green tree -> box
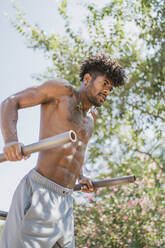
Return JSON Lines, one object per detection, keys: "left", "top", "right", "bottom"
{"left": 8, "top": 0, "right": 165, "bottom": 246}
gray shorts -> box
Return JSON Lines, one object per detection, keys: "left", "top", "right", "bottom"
{"left": 0, "top": 169, "right": 75, "bottom": 248}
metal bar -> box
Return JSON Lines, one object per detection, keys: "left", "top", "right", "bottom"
{"left": 0, "top": 130, "right": 77, "bottom": 163}
{"left": 0, "top": 175, "right": 136, "bottom": 221}
{"left": 73, "top": 175, "right": 136, "bottom": 191}
{"left": 0, "top": 210, "right": 7, "bottom": 220}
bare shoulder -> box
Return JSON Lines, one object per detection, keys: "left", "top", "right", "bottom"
{"left": 40, "top": 78, "right": 74, "bottom": 98}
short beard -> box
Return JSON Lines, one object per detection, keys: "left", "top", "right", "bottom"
{"left": 86, "top": 78, "right": 101, "bottom": 107}
{"left": 87, "top": 95, "right": 101, "bottom": 107}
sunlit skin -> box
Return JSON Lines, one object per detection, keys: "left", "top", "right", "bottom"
{"left": 0, "top": 74, "right": 113, "bottom": 192}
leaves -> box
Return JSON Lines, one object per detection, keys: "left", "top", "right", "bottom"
{"left": 9, "top": 0, "right": 165, "bottom": 246}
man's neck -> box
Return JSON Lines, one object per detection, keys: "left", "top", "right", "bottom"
{"left": 77, "top": 90, "right": 92, "bottom": 113}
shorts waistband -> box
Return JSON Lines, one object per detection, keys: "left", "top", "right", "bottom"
{"left": 29, "top": 169, "right": 73, "bottom": 196}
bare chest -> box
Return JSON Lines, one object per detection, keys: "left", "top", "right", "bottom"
{"left": 66, "top": 100, "right": 94, "bottom": 143}
{"left": 41, "top": 96, "right": 94, "bottom": 143}
{"left": 68, "top": 109, "right": 94, "bottom": 142}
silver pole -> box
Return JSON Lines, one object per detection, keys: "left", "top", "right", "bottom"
{"left": 0, "top": 130, "right": 77, "bottom": 163}
{"left": 74, "top": 175, "right": 136, "bottom": 191}
{"left": 0, "top": 175, "right": 136, "bottom": 221}
{"left": 0, "top": 210, "right": 7, "bottom": 221}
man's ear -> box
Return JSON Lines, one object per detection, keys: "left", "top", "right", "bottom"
{"left": 83, "top": 73, "right": 91, "bottom": 86}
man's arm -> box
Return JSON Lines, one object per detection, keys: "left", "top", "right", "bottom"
{"left": 77, "top": 109, "right": 98, "bottom": 193}
{"left": 0, "top": 79, "right": 72, "bottom": 161}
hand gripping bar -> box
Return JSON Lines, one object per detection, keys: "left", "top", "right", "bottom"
{"left": 0, "top": 130, "right": 77, "bottom": 163}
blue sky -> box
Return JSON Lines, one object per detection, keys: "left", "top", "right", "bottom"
{"left": 0, "top": 0, "right": 109, "bottom": 213}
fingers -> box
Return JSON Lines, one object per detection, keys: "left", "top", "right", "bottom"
{"left": 23, "top": 154, "right": 30, "bottom": 160}
{"left": 79, "top": 178, "right": 95, "bottom": 193}
{"left": 3, "top": 142, "right": 24, "bottom": 161}
{"left": 81, "top": 185, "right": 95, "bottom": 193}
{"left": 20, "top": 143, "right": 31, "bottom": 160}
{"left": 15, "top": 143, "right": 22, "bottom": 160}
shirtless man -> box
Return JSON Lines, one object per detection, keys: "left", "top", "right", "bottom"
{"left": 0, "top": 54, "right": 125, "bottom": 248}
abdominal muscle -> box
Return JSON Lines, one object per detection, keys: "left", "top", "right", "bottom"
{"left": 36, "top": 141, "right": 85, "bottom": 188}
{"left": 35, "top": 96, "right": 91, "bottom": 188}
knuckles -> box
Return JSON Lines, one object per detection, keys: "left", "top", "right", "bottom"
{"left": 79, "top": 178, "right": 95, "bottom": 193}
{"left": 3, "top": 142, "right": 23, "bottom": 161}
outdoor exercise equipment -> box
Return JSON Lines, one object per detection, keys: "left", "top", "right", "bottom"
{"left": 0, "top": 175, "right": 136, "bottom": 220}
{"left": 0, "top": 130, "right": 136, "bottom": 220}
{"left": 0, "top": 130, "right": 77, "bottom": 163}
{"left": 74, "top": 175, "right": 136, "bottom": 191}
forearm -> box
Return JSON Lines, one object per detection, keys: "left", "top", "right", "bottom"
{"left": 0, "top": 97, "right": 19, "bottom": 144}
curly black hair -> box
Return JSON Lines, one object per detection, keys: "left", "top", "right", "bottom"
{"left": 79, "top": 54, "right": 126, "bottom": 87}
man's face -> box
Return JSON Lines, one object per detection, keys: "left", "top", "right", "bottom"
{"left": 85, "top": 74, "right": 113, "bottom": 107}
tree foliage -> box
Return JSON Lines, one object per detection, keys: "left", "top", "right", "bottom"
{"left": 8, "top": 0, "right": 165, "bottom": 246}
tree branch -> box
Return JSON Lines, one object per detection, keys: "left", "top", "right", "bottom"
{"left": 127, "top": 102, "right": 165, "bottom": 122}
{"left": 134, "top": 148, "right": 165, "bottom": 174}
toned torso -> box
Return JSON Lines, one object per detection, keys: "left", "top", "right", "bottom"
{"left": 0, "top": 80, "right": 96, "bottom": 189}
{"left": 37, "top": 88, "right": 94, "bottom": 188}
